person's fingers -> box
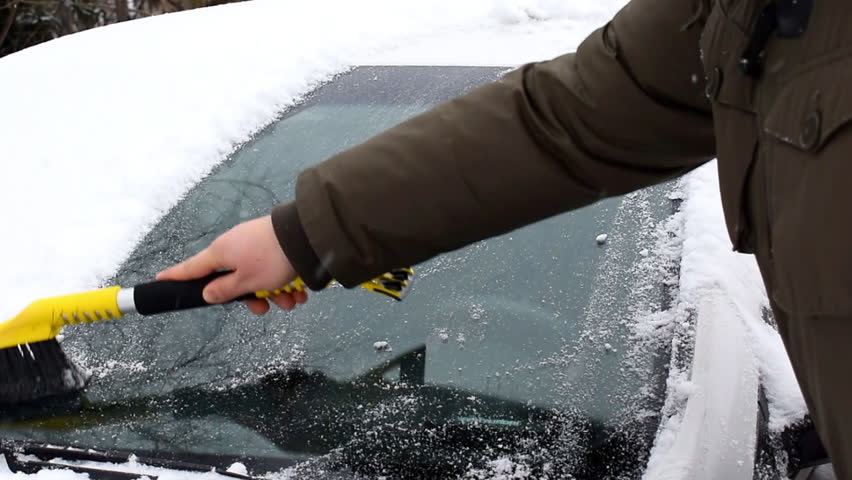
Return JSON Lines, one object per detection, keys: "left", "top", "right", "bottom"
{"left": 244, "top": 298, "right": 270, "bottom": 315}
{"left": 157, "top": 247, "right": 220, "bottom": 281}
{"left": 202, "top": 271, "right": 244, "bottom": 304}
{"left": 293, "top": 290, "right": 308, "bottom": 304}
{"left": 269, "top": 293, "right": 296, "bottom": 310}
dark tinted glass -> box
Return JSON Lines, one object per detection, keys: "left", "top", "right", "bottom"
{"left": 0, "top": 67, "right": 678, "bottom": 479}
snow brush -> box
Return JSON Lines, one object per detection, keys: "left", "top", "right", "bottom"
{"left": 0, "top": 267, "right": 414, "bottom": 406}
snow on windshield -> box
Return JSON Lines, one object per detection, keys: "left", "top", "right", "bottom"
{"left": 0, "top": 0, "right": 806, "bottom": 478}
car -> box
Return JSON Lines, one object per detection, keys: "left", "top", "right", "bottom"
{"left": 0, "top": 2, "right": 831, "bottom": 479}
{"left": 0, "top": 63, "right": 677, "bottom": 479}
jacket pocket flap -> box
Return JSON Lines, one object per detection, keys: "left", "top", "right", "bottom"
{"left": 764, "top": 55, "right": 852, "bottom": 152}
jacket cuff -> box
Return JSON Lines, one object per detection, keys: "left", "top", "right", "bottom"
{"left": 270, "top": 202, "right": 334, "bottom": 291}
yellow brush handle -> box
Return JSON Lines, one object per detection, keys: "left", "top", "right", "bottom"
{"left": 256, "top": 268, "right": 413, "bottom": 301}
{"left": 254, "top": 277, "right": 307, "bottom": 298}
{"left": 0, "top": 268, "right": 414, "bottom": 350}
{"left": 0, "top": 286, "right": 123, "bottom": 350}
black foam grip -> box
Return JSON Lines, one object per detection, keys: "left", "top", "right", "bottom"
{"left": 133, "top": 271, "right": 254, "bottom": 316}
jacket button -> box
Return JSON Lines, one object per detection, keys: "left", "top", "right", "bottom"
{"left": 799, "top": 110, "right": 821, "bottom": 151}
{"left": 705, "top": 67, "right": 723, "bottom": 101}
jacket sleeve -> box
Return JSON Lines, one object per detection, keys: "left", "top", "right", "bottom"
{"left": 272, "top": 0, "right": 715, "bottom": 290}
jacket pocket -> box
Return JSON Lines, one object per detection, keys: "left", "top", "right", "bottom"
{"left": 700, "top": 2, "right": 759, "bottom": 252}
{"left": 762, "top": 54, "right": 852, "bottom": 315}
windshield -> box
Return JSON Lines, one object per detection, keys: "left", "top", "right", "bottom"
{"left": 0, "top": 66, "right": 679, "bottom": 478}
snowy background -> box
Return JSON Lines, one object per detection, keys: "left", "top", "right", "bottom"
{"left": 0, "top": 0, "right": 806, "bottom": 478}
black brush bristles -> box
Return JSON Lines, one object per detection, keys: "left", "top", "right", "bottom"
{"left": 0, "top": 339, "right": 86, "bottom": 405}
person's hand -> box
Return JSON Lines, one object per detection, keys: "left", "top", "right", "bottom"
{"left": 157, "top": 215, "right": 308, "bottom": 314}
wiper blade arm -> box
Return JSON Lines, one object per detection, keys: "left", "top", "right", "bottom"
{"left": 4, "top": 454, "right": 155, "bottom": 480}
{"left": 2, "top": 441, "right": 258, "bottom": 480}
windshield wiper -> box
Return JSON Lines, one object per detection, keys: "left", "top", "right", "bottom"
{"left": 4, "top": 456, "right": 147, "bottom": 480}
{"left": 0, "top": 441, "right": 260, "bottom": 480}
